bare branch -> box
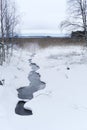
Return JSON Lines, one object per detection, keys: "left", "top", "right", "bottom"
{"left": 60, "top": 0, "right": 87, "bottom": 40}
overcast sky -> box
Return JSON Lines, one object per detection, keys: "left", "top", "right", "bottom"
{"left": 16, "top": 0, "right": 67, "bottom": 34}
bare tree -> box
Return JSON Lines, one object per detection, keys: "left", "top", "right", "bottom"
{"left": 0, "top": 0, "right": 19, "bottom": 65}
{"left": 5, "top": 1, "right": 19, "bottom": 41}
{"left": 61, "top": 0, "right": 87, "bottom": 44}
{"left": 0, "top": 0, "right": 5, "bottom": 42}
{"left": 4, "top": 0, "right": 19, "bottom": 58}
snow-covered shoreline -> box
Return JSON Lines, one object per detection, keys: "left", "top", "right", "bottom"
{"left": 0, "top": 47, "right": 32, "bottom": 129}
{"left": 0, "top": 45, "right": 87, "bottom": 130}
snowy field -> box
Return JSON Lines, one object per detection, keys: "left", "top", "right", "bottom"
{"left": 0, "top": 45, "right": 87, "bottom": 130}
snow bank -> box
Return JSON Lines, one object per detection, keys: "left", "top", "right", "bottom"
{"left": 0, "top": 47, "right": 31, "bottom": 130}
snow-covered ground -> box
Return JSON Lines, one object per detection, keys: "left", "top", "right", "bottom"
{"left": 0, "top": 45, "right": 87, "bottom": 130}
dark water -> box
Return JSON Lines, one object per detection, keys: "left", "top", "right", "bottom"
{"left": 30, "top": 63, "right": 39, "bottom": 71}
{"left": 15, "top": 55, "right": 46, "bottom": 116}
{"left": 17, "top": 71, "right": 46, "bottom": 100}
{"left": 15, "top": 101, "right": 32, "bottom": 116}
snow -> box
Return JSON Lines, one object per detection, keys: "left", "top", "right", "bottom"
{"left": 0, "top": 45, "right": 87, "bottom": 130}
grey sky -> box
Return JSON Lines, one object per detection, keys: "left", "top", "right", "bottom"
{"left": 16, "top": 0, "right": 67, "bottom": 34}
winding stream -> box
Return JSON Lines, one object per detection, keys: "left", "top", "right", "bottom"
{"left": 15, "top": 54, "right": 46, "bottom": 116}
